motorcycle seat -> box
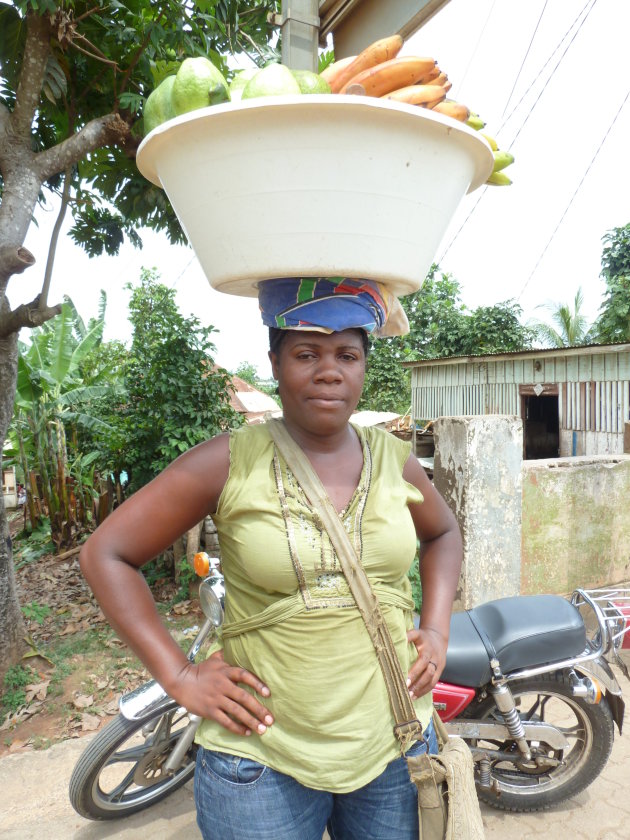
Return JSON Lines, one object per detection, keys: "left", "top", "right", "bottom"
{"left": 441, "top": 594, "right": 587, "bottom": 687}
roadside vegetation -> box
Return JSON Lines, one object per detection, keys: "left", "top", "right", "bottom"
{"left": 1, "top": 507, "right": 204, "bottom": 754}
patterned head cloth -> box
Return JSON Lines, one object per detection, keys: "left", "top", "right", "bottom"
{"left": 258, "top": 277, "right": 409, "bottom": 337}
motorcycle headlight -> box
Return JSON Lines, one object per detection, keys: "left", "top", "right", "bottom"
{"left": 199, "top": 578, "right": 225, "bottom": 627}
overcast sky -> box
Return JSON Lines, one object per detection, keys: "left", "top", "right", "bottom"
{"left": 15, "top": 0, "right": 630, "bottom": 377}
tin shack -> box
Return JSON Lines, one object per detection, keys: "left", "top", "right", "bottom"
{"left": 406, "top": 342, "right": 630, "bottom": 459}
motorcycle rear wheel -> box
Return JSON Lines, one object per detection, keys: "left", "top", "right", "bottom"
{"left": 69, "top": 702, "right": 197, "bottom": 820}
{"left": 463, "top": 671, "right": 614, "bottom": 812}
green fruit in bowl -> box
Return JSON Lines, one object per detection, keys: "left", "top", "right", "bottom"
{"left": 229, "top": 68, "right": 259, "bottom": 101}
{"left": 241, "top": 63, "right": 301, "bottom": 99}
{"left": 172, "top": 56, "right": 230, "bottom": 115}
{"left": 291, "top": 69, "right": 331, "bottom": 94}
{"left": 143, "top": 75, "right": 177, "bottom": 136}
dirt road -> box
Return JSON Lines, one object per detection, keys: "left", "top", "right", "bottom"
{"left": 2, "top": 721, "right": 630, "bottom": 840}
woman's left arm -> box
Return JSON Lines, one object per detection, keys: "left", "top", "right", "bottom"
{"left": 402, "top": 454, "right": 463, "bottom": 700}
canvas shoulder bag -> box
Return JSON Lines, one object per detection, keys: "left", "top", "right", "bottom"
{"left": 267, "top": 418, "right": 485, "bottom": 840}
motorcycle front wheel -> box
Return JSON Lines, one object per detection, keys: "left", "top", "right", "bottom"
{"left": 69, "top": 702, "right": 197, "bottom": 820}
{"left": 463, "top": 671, "right": 614, "bottom": 812}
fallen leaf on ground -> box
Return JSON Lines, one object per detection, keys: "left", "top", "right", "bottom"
{"left": 25, "top": 680, "right": 50, "bottom": 703}
{"left": 0, "top": 704, "right": 42, "bottom": 730}
{"left": 80, "top": 713, "right": 101, "bottom": 731}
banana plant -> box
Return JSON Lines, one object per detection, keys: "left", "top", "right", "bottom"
{"left": 8, "top": 296, "right": 121, "bottom": 547}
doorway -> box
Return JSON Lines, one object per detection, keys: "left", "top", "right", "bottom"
{"left": 520, "top": 387, "right": 559, "bottom": 459}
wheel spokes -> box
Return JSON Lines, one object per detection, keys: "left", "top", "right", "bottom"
{"left": 102, "top": 766, "right": 138, "bottom": 803}
{"left": 104, "top": 742, "right": 157, "bottom": 765}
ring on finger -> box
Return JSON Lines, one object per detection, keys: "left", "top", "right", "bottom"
{"left": 428, "top": 660, "right": 437, "bottom": 670}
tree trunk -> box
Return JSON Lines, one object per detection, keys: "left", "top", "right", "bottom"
{"left": 185, "top": 521, "right": 203, "bottom": 599}
{"left": 185, "top": 522, "right": 203, "bottom": 567}
{"left": 172, "top": 536, "right": 186, "bottom": 586}
{"left": 0, "top": 328, "right": 25, "bottom": 681}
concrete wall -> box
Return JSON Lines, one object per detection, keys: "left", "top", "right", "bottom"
{"left": 433, "top": 416, "right": 522, "bottom": 609}
{"left": 521, "top": 454, "right": 630, "bottom": 595}
{"left": 432, "top": 416, "right": 630, "bottom": 605}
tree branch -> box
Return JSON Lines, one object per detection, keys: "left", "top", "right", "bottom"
{"left": 0, "top": 297, "right": 62, "bottom": 338}
{"left": 0, "top": 245, "right": 36, "bottom": 281}
{"left": 39, "top": 168, "right": 72, "bottom": 311}
{"left": 11, "top": 12, "right": 52, "bottom": 138}
{"left": 36, "top": 112, "right": 130, "bottom": 181}
{"left": 237, "top": 29, "right": 267, "bottom": 61}
{"left": 71, "top": 37, "right": 119, "bottom": 67}
{"left": 116, "top": 26, "right": 155, "bottom": 102}
{"left": 0, "top": 101, "right": 10, "bottom": 136}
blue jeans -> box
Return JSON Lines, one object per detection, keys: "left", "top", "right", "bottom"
{"left": 194, "top": 720, "right": 438, "bottom": 840}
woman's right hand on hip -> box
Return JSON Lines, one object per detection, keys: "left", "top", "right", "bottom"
{"left": 171, "top": 651, "right": 274, "bottom": 736}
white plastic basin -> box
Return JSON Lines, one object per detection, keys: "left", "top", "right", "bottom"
{"left": 136, "top": 95, "right": 493, "bottom": 297}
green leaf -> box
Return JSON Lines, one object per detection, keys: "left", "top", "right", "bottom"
{"left": 48, "top": 303, "right": 76, "bottom": 385}
{"left": 15, "top": 354, "right": 43, "bottom": 404}
{"left": 0, "top": 2, "right": 26, "bottom": 90}
{"left": 119, "top": 91, "right": 143, "bottom": 112}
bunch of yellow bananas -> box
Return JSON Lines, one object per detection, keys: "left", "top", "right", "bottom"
{"left": 322, "top": 35, "right": 460, "bottom": 113}
{"left": 323, "top": 35, "right": 515, "bottom": 186}
{"left": 467, "top": 120, "right": 515, "bottom": 186}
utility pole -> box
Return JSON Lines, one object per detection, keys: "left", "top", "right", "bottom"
{"left": 278, "top": 0, "right": 320, "bottom": 71}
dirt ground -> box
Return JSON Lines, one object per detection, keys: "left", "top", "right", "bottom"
{"left": 1, "top": 511, "right": 200, "bottom": 758}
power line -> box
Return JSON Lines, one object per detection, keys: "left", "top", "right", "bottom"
{"left": 500, "top": 0, "right": 597, "bottom": 138}
{"left": 437, "top": 186, "right": 488, "bottom": 265}
{"left": 518, "top": 85, "right": 630, "bottom": 299}
{"left": 439, "top": 0, "right": 598, "bottom": 262}
{"left": 173, "top": 254, "right": 196, "bottom": 284}
{"left": 456, "top": 0, "right": 496, "bottom": 99}
{"left": 504, "top": 0, "right": 598, "bottom": 150}
{"left": 501, "top": 0, "right": 548, "bottom": 118}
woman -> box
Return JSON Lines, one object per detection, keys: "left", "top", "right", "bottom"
{"left": 80, "top": 277, "right": 462, "bottom": 840}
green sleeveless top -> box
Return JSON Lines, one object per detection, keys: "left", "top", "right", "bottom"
{"left": 195, "top": 422, "right": 433, "bottom": 793}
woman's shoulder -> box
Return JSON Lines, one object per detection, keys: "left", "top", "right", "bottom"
{"left": 356, "top": 424, "right": 412, "bottom": 467}
{"left": 227, "top": 421, "right": 274, "bottom": 469}
{"left": 229, "top": 422, "right": 273, "bottom": 450}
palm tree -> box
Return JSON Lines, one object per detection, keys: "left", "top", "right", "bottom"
{"left": 533, "top": 288, "right": 590, "bottom": 348}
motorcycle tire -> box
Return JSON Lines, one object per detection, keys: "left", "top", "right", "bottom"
{"left": 69, "top": 702, "right": 197, "bottom": 820}
{"left": 462, "top": 671, "right": 614, "bottom": 812}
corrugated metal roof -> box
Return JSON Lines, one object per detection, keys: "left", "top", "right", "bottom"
{"left": 228, "top": 375, "right": 280, "bottom": 419}
{"left": 351, "top": 410, "right": 401, "bottom": 427}
{"left": 403, "top": 341, "right": 630, "bottom": 368}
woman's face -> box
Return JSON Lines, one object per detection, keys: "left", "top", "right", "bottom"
{"left": 269, "top": 329, "right": 366, "bottom": 434}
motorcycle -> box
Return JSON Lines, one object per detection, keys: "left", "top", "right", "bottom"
{"left": 69, "top": 553, "right": 629, "bottom": 820}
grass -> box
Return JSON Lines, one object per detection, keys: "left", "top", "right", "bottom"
{"left": 1, "top": 664, "right": 37, "bottom": 715}
{"left": 3, "top": 518, "right": 207, "bottom": 752}
{"left": 1, "top": 594, "right": 203, "bottom": 752}
{"left": 11, "top": 518, "right": 56, "bottom": 570}
{"left": 21, "top": 602, "right": 52, "bottom": 624}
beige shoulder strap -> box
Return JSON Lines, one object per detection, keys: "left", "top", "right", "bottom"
{"left": 267, "top": 418, "right": 423, "bottom": 747}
